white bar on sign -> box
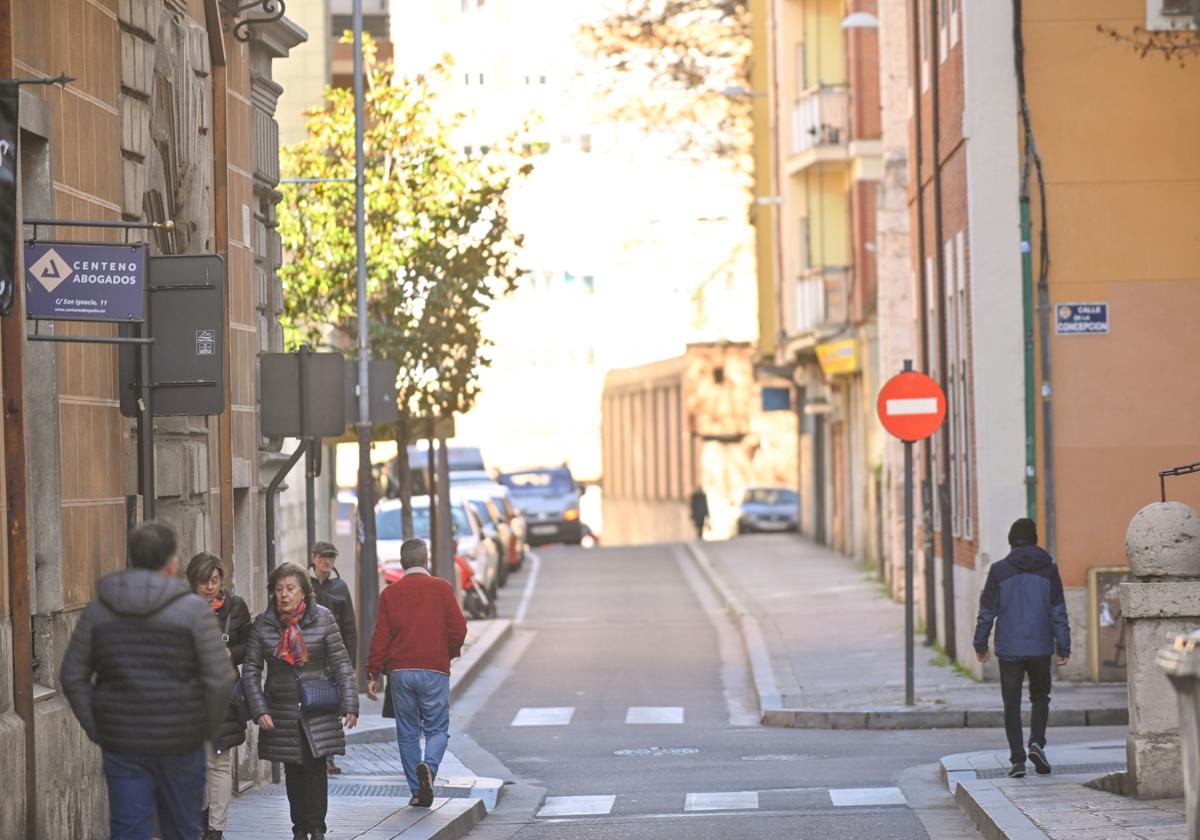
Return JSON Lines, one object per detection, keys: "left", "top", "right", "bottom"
{"left": 886, "top": 398, "right": 938, "bottom": 416}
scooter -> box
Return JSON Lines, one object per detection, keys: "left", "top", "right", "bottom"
{"left": 456, "top": 554, "right": 497, "bottom": 619}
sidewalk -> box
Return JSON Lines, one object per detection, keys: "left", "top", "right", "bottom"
{"left": 224, "top": 618, "right": 511, "bottom": 839}
{"left": 943, "top": 741, "right": 1186, "bottom": 840}
{"left": 690, "top": 536, "right": 1128, "bottom": 729}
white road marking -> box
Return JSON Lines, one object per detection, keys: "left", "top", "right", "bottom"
{"left": 625, "top": 706, "right": 685, "bottom": 724}
{"left": 514, "top": 550, "right": 541, "bottom": 625}
{"left": 537, "top": 795, "right": 616, "bottom": 817}
{"left": 511, "top": 706, "right": 574, "bottom": 727}
{"left": 886, "top": 397, "right": 938, "bottom": 416}
{"left": 684, "top": 791, "right": 760, "bottom": 812}
{"left": 829, "top": 787, "right": 908, "bottom": 807}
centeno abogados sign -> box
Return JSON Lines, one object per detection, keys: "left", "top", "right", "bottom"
{"left": 24, "top": 241, "right": 146, "bottom": 322}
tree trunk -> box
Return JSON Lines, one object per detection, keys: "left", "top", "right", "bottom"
{"left": 395, "top": 418, "right": 414, "bottom": 540}
{"left": 427, "top": 419, "right": 438, "bottom": 571}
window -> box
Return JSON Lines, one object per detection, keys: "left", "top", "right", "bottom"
{"left": 925, "top": 257, "right": 940, "bottom": 533}
{"left": 950, "top": 0, "right": 960, "bottom": 47}
{"left": 713, "top": 366, "right": 726, "bottom": 385}
{"left": 538, "top": 75, "right": 547, "bottom": 84}
{"left": 479, "top": 73, "right": 485, "bottom": 84}
{"left": 1148, "top": 0, "right": 1196, "bottom": 30}
{"left": 939, "top": 0, "right": 949, "bottom": 63}
{"left": 464, "top": 73, "right": 470, "bottom": 85}
{"left": 944, "top": 239, "right": 959, "bottom": 536}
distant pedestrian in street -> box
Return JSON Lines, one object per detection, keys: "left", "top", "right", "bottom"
{"left": 690, "top": 486, "right": 709, "bottom": 540}
{"left": 61, "top": 522, "right": 234, "bottom": 840}
{"left": 309, "top": 540, "right": 357, "bottom": 777}
{"left": 973, "top": 518, "right": 1071, "bottom": 779}
{"left": 242, "top": 562, "right": 359, "bottom": 840}
{"left": 188, "top": 551, "right": 252, "bottom": 840}
{"left": 366, "top": 539, "right": 467, "bottom": 808}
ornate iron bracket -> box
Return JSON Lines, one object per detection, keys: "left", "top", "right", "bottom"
{"left": 224, "top": 0, "right": 287, "bottom": 43}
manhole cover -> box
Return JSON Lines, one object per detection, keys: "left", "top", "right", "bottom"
{"left": 613, "top": 747, "right": 700, "bottom": 757}
{"left": 741, "top": 754, "right": 810, "bottom": 762}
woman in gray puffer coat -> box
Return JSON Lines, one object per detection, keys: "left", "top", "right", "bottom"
{"left": 242, "top": 562, "right": 358, "bottom": 840}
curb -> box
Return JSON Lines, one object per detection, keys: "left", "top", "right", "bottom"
{"left": 684, "top": 541, "right": 782, "bottom": 715}
{"left": 954, "top": 780, "right": 1047, "bottom": 840}
{"left": 358, "top": 797, "right": 488, "bottom": 840}
{"left": 684, "top": 541, "right": 1128, "bottom": 731}
{"left": 348, "top": 619, "right": 514, "bottom": 745}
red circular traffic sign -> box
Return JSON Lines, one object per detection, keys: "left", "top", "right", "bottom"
{"left": 877, "top": 371, "right": 946, "bottom": 442}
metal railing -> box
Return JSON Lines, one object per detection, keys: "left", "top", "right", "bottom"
{"left": 793, "top": 84, "right": 850, "bottom": 155}
{"left": 790, "top": 266, "right": 852, "bottom": 336}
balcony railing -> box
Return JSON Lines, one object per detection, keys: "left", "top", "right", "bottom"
{"left": 792, "top": 84, "right": 850, "bottom": 156}
{"left": 790, "top": 266, "right": 852, "bottom": 337}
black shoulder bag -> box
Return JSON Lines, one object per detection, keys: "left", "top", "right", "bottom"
{"left": 294, "top": 665, "right": 341, "bottom": 714}
{"left": 225, "top": 609, "right": 254, "bottom": 723}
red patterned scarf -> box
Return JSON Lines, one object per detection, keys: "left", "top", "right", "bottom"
{"left": 274, "top": 598, "right": 309, "bottom": 665}
{"left": 210, "top": 593, "right": 226, "bottom": 613}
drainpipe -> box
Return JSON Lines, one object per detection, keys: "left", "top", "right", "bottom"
{"left": 928, "top": 0, "right": 957, "bottom": 660}
{"left": 909, "top": 0, "right": 936, "bottom": 645}
{"left": 1019, "top": 200, "right": 1037, "bottom": 519}
{"left": 1012, "top": 0, "right": 1054, "bottom": 554}
{"left": 204, "top": 0, "right": 234, "bottom": 568}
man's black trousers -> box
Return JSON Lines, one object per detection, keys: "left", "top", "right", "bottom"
{"left": 999, "top": 655, "right": 1052, "bottom": 765}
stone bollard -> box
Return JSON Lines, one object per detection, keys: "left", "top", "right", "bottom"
{"left": 1122, "top": 501, "right": 1200, "bottom": 799}
{"left": 1157, "top": 630, "right": 1200, "bottom": 839}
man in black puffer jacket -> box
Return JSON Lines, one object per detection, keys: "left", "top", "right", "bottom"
{"left": 309, "top": 541, "right": 357, "bottom": 776}
{"left": 61, "top": 521, "right": 234, "bottom": 840}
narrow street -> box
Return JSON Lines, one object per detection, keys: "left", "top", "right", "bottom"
{"left": 451, "top": 542, "right": 987, "bottom": 840}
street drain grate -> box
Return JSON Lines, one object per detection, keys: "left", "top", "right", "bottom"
{"left": 975, "top": 762, "right": 1125, "bottom": 780}
{"left": 613, "top": 747, "right": 700, "bottom": 757}
{"left": 329, "top": 783, "right": 410, "bottom": 798}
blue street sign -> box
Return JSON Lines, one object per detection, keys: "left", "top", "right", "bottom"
{"left": 24, "top": 241, "right": 146, "bottom": 322}
{"left": 1055, "top": 302, "right": 1109, "bottom": 335}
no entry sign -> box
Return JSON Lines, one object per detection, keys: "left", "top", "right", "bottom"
{"left": 877, "top": 370, "right": 946, "bottom": 442}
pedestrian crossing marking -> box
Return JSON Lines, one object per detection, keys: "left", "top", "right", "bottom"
{"left": 828, "top": 787, "right": 907, "bottom": 807}
{"left": 684, "top": 791, "right": 759, "bottom": 812}
{"left": 537, "top": 795, "right": 616, "bottom": 817}
{"left": 625, "top": 706, "right": 685, "bottom": 724}
{"left": 511, "top": 706, "right": 575, "bottom": 727}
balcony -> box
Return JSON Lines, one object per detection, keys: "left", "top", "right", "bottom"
{"left": 789, "top": 85, "right": 850, "bottom": 172}
{"left": 789, "top": 266, "right": 852, "bottom": 339}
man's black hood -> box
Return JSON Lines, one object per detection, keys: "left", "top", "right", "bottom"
{"left": 1004, "top": 543, "right": 1053, "bottom": 572}
{"left": 97, "top": 568, "right": 191, "bottom": 618}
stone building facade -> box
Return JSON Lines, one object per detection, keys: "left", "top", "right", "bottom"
{"left": 0, "top": 0, "right": 305, "bottom": 836}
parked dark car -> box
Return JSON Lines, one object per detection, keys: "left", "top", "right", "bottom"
{"left": 737, "top": 487, "right": 800, "bottom": 534}
{"left": 499, "top": 466, "right": 584, "bottom": 546}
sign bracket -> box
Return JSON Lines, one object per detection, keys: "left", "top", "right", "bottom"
{"left": 24, "top": 216, "right": 174, "bottom": 243}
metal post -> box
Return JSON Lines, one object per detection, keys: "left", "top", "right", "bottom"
{"left": 427, "top": 431, "right": 438, "bottom": 574}
{"left": 353, "top": 0, "right": 379, "bottom": 675}
{"left": 903, "top": 358, "right": 915, "bottom": 707}
{"left": 139, "top": 325, "right": 155, "bottom": 520}
{"left": 300, "top": 346, "right": 316, "bottom": 553}
{"left": 436, "top": 436, "right": 453, "bottom": 585}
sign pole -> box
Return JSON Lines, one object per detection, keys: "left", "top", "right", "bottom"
{"left": 903, "top": 361, "right": 914, "bottom": 706}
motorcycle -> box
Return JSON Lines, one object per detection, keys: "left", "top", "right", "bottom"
{"left": 456, "top": 554, "right": 497, "bottom": 619}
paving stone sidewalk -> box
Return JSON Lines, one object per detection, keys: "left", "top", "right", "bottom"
{"left": 693, "top": 535, "right": 1128, "bottom": 727}
{"left": 945, "top": 741, "right": 1186, "bottom": 840}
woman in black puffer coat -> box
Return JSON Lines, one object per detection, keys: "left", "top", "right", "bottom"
{"left": 187, "top": 552, "right": 252, "bottom": 840}
{"left": 242, "top": 562, "right": 358, "bottom": 840}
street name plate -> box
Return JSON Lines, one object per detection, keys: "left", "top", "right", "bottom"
{"left": 24, "top": 241, "right": 146, "bottom": 322}
{"left": 1055, "top": 302, "right": 1109, "bottom": 335}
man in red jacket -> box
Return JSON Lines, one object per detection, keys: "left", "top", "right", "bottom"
{"left": 366, "top": 538, "right": 468, "bottom": 808}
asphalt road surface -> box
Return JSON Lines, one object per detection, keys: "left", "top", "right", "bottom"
{"left": 449, "top": 541, "right": 1117, "bottom": 840}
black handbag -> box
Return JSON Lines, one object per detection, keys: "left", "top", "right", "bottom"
{"left": 223, "top": 609, "right": 253, "bottom": 723}
{"left": 293, "top": 665, "right": 341, "bottom": 714}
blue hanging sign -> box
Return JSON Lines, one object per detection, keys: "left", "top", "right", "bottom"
{"left": 24, "top": 241, "right": 146, "bottom": 322}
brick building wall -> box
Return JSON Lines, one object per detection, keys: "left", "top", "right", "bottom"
{"left": 0, "top": 1, "right": 305, "bottom": 835}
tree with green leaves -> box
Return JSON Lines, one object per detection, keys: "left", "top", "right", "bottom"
{"left": 579, "top": 0, "right": 752, "bottom": 160}
{"left": 278, "top": 41, "right": 529, "bottom": 536}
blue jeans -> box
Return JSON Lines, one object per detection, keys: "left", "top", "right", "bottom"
{"left": 102, "top": 749, "right": 206, "bottom": 840}
{"left": 390, "top": 669, "right": 451, "bottom": 794}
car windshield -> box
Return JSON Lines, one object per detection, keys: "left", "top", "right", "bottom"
{"left": 377, "top": 505, "right": 468, "bottom": 540}
{"left": 744, "top": 488, "right": 798, "bottom": 506}
{"left": 501, "top": 468, "right": 575, "bottom": 495}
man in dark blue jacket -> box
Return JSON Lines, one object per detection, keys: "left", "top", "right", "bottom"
{"left": 973, "top": 518, "right": 1071, "bottom": 778}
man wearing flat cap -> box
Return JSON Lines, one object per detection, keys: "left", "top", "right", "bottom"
{"left": 310, "top": 540, "right": 357, "bottom": 775}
